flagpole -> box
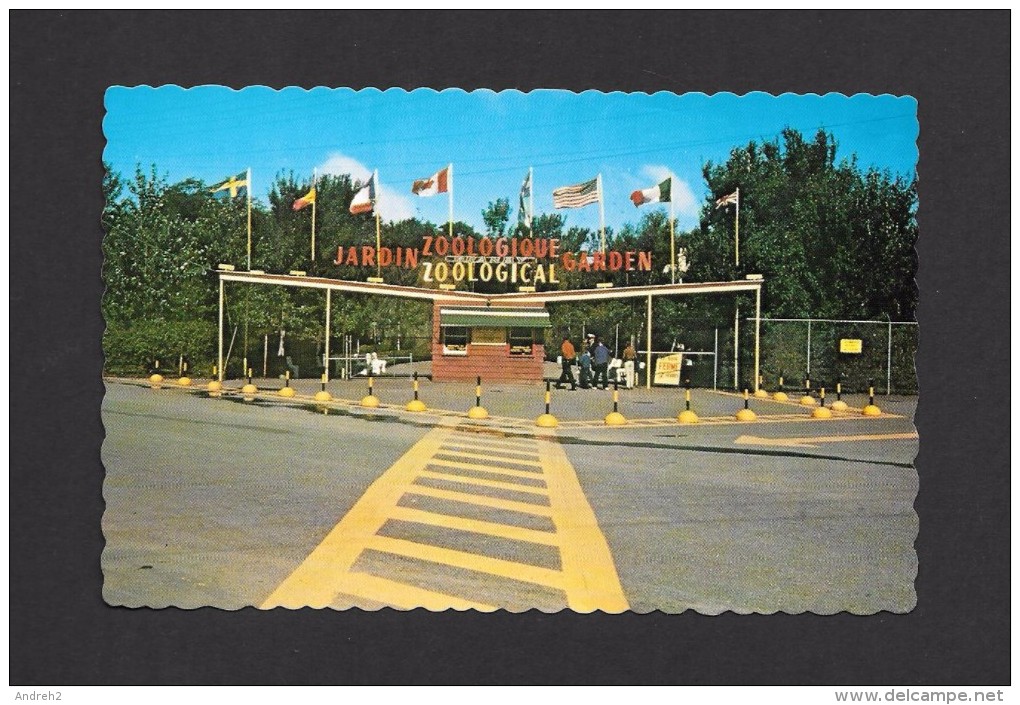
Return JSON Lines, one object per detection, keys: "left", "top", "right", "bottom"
{"left": 529, "top": 166, "right": 534, "bottom": 238}
{"left": 669, "top": 179, "right": 676, "bottom": 284}
{"left": 375, "top": 170, "right": 382, "bottom": 279}
{"left": 597, "top": 173, "right": 606, "bottom": 254}
{"left": 246, "top": 167, "right": 252, "bottom": 270}
{"left": 310, "top": 168, "right": 317, "bottom": 261}
{"left": 447, "top": 163, "right": 454, "bottom": 239}
{"left": 734, "top": 186, "right": 740, "bottom": 268}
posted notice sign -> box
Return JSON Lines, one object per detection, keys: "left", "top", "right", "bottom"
{"left": 654, "top": 352, "right": 683, "bottom": 386}
{"left": 839, "top": 338, "right": 864, "bottom": 354}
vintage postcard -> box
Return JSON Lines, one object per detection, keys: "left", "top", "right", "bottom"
{"left": 101, "top": 88, "right": 918, "bottom": 613}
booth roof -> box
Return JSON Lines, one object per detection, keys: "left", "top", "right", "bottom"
{"left": 439, "top": 307, "right": 552, "bottom": 328}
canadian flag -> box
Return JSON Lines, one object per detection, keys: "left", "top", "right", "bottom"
{"left": 411, "top": 165, "right": 450, "bottom": 197}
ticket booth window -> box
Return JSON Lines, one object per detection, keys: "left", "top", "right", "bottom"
{"left": 442, "top": 326, "right": 469, "bottom": 355}
{"left": 510, "top": 328, "right": 535, "bottom": 355}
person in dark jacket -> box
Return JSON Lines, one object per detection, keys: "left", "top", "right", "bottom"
{"left": 591, "top": 337, "right": 611, "bottom": 389}
{"left": 578, "top": 346, "right": 593, "bottom": 389}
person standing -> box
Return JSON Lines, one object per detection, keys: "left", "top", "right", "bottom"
{"left": 591, "top": 337, "right": 611, "bottom": 389}
{"left": 556, "top": 336, "right": 577, "bottom": 390}
{"left": 622, "top": 341, "right": 637, "bottom": 389}
{"left": 578, "top": 345, "right": 593, "bottom": 389}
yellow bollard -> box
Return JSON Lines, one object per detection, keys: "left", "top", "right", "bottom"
{"left": 314, "top": 372, "right": 332, "bottom": 402}
{"left": 207, "top": 364, "right": 222, "bottom": 396}
{"left": 830, "top": 380, "right": 848, "bottom": 412}
{"left": 177, "top": 360, "right": 192, "bottom": 387}
{"left": 736, "top": 389, "right": 758, "bottom": 421}
{"left": 773, "top": 375, "right": 789, "bottom": 402}
{"left": 241, "top": 367, "right": 258, "bottom": 396}
{"left": 279, "top": 369, "right": 296, "bottom": 397}
{"left": 604, "top": 381, "right": 627, "bottom": 426}
{"left": 467, "top": 376, "right": 489, "bottom": 419}
{"left": 812, "top": 387, "right": 833, "bottom": 418}
{"left": 753, "top": 374, "right": 770, "bottom": 398}
{"left": 800, "top": 375, "right": 816, "bottom": 406}
{"left": 361, "top": 376, "right": 380, "bottom": 408}
{"left": 535, "top": 381, "right": 558, "bottom": 427}
{"left": 678, "top": 387, "right": 699, "bottom": 424}
{"left": 862, "top": 383, "right": 882, "bottom": 416}
{"left": 406, "top": 372, "right": 426, "bottom": 412}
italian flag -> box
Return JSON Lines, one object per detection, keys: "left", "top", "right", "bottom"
{"left": 630, "top": 178, "right": 672, "bottom": 207}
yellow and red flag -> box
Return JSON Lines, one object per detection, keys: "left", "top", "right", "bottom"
{"left": 293, "top": 187, "right": 316, "bottom": 211}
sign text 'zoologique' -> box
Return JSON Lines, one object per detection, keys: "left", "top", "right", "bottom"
{"left": 332, "top": 235, "right": 654, "bottom": 285}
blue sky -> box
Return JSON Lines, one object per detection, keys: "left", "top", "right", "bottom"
{"left": 104, "top": 87, "right": 917, "bottom": 233}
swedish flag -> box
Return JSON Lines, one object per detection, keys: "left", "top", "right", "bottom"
{"left": 211, "top": 171, "right": 249, "bottom": 199}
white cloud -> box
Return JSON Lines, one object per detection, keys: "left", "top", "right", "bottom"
{"left": 641, "top": 165, "right": 699, "bottom": 219}
{"left": 316, "top": 152, "right": 414, "bottom": 223}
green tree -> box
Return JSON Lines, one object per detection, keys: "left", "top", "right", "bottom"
{"left": 481, "top": 198, "right": 511, "bottom": 237}
{"left": 693, "top": 128, "right": 917, "bottom": 320}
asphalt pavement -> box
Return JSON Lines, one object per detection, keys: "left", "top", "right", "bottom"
{"left": 101, "top": 377, "right": 917, "bottom": 613}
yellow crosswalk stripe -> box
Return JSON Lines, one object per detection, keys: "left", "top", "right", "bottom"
{"left": 417, "top": 469, "right": 550, "bottom": 496}
{"left": 333, "top": 571, "right": 498, "bottom": 612}
{"left": 436, "top": 444, "right": 542, "bottom": 461}
{"left": 364, "top": 535, "right": 568, "bottom": 591}
{"left": 403, "top": 483, "right": 555, "bottom": 517}
{"left": 388, "top": 505, "right": 559, "bottom": 546}
{"left": 433, "top": 448, "right": 543, "bottom": 466}
{"left": 425, "top": 458, "right": 548, "bottom": 481}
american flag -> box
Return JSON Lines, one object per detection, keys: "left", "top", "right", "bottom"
{"left": 715, "top": 190, "right": 739, "bottom": 209}
{"left": 553, "top": 177, "right": 600, "bottom": 209}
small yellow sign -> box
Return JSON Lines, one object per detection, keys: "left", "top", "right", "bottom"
{"left": 839, "top": 338, "right": 863, "bottom": 354}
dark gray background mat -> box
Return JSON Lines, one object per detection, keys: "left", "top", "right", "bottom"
{"left": 10, "top": 10, "right": 1010, "bottom": 685}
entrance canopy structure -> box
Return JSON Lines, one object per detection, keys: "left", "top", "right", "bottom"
{"left": 215, "top": 270, "right": 764, "bottom": 389}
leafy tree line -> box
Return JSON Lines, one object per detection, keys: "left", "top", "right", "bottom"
{"left": 102, "top": 127, "right": 916, "bottom": 378}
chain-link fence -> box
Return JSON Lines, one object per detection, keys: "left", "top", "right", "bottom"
{"left": 751, "top": 318, "right": 917, "bottom": 395}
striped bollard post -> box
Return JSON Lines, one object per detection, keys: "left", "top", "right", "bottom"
{"left": 314, "top": 372, "right": 332, "bottom": 402}
{"left": 831, "top": 374, "right": 848, "bottom": 411}
{"left": 736, "top": 388, "right": 757, "bottom": 421}
{"left": 605, "top": 379, "right": 626, "bottom": 425}
{"left": 863, "top": 378, "right": 881, "bottom": 416}
{"left": 279, "top": 369, "right": 296, "bottom": 397}
{"left": 361, "top": 375, "right": 380, "bottom": 408}
{"left": 773, "top": 373, "right": 789, "bottom": 401}
{"left": 406, "top": 371, "right": 426, "bottom": 411}
{"left": 536, "top": 380, "right": 558, "bottom": 427}
{"left": 207, "top": 364, "right": 222, "bottom": 396}
{"left": 678, "top": 378, "right": 698, "bottom": 423}
{"left": 467, "top": 375, "right": 489, "bottom": 419}
{"left": 813, "top": 385, "right": 833, "bottom": 418}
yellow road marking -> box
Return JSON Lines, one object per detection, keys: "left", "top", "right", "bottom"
{"left": 403, "top": 484, "right": 555, "bottom": 517}
{"left": 262, "top": 421, "right": 628, "bottom": 612}
{"left": 364, "top": 535, "right": 567, "bottom": 590}
{"left": 541, "top": 439, "right": 629, "bottom": 613}
{"left": 427, "top": 456, "right": 543, "bottom": 477}
{"left": 417, "top": 469, "right": 550, "bottom": 496}
{"left": 436, "top": 444, "right": 542, "bottom": 461}
{"left": 734, "top": 431, "right": 918, "bottom": 448}
{"left": 331, "top": 571, "right": 497, "bottom": 611}
{"left": 446, "top": 433, "right": 537, "bottom": 449}
{"left": 425, "top": 458, "right": 547, "bottom": 481}
{"left": 261, "top": 426, "right": 454, "bottom": 608}
{"left": 388, "top": 505, "right": 559, "bottom": 546}
{"left": 434, "top": 448, "right": 543, "bottom": 466}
